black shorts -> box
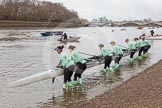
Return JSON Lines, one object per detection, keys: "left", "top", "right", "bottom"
{"left": 75, "top": 62, "right": 87, "bottom": 74}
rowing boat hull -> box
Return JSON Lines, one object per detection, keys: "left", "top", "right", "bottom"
{"left": 7, "top": 58, "right": 101, "bottom": 87}
{"left": 7, "top": 69, "right": 64, "bottom": 87}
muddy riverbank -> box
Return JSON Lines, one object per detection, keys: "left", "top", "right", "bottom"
{"left": 0, "top": 21, "right": 83, "bottom": 28}
{"left": 72, "top": 60, "right": 162, "bottom": 108}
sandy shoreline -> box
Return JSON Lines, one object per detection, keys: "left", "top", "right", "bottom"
{"left": 70, "top": 60, "right": 162, "bottom": 108}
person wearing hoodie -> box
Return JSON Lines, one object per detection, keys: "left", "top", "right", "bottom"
{"left": 68, "top": 45, "right": 87, "bottom": 86}
{"left": 125, "top": 38, "right": 137, "bottom": 64}
{"left": 134, "top": 37, "right": 145, "bottom": 60}
{"left": 98, "top": 44, "right": 114, "bottom": 74}
{"left": 55, "top": 45, "right": 75, "bottom": 90}
{"left": 142, "top": 37, "right": 151, "bottom": 57}
{"left": 110, "top": 41, "right": 123, "bottom": 70}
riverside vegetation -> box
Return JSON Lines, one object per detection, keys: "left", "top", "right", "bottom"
{"left": 0, "top": 0, "right": 82, "bottom": 27}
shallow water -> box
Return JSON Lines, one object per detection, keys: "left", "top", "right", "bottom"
{"left": 0, "top": 27, "right": 162, "bottom": 108}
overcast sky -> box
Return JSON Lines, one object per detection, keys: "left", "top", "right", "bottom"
{"left": 41, "top": 0, "right": 162, "bottom": 21}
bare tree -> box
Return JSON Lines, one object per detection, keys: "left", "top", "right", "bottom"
{"left": 0, "top": 0, "right": 79, "bottom": 22}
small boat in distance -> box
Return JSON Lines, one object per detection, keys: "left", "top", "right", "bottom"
{"left": 57, "top": 37, "right": 81, "bottom": 42}
{"left": 120, "top": 28, "right": 126, "bottom": 31}
{"left": 41, "top": 31, "right": 63, "bottom": 37}
{"left": 53, "top": 31, "right": 63, "bottom": 35}
{"left": 137, "top": 26, "right": 144, "bottom": 30}
{"left": 41, "top": 32, "right": 53, "bottom": 36}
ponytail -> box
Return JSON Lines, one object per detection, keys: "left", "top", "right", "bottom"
{"left": 68, "top": 45, "right": 76, "bottom": 50}
{"left": 61, "top": 45, "right": 64, "bottom": 49}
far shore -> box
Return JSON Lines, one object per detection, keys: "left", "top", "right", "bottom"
{"left": 0, "top": 20, "right": 83, "bottom": 29}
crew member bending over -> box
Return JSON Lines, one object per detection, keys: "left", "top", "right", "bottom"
{"left": 68, "top": 45, "right": 87, "bottom": 86}
{"left": 55, "top": 45, "right": 75, "bottom": 89}
{"left": 134, "top": 37, "right": 145, "bottom": 60}
{"left": 110, "top": 41, "right": 123, "bottom": 70}
{"left": 142, "top": 37, "right": 151, "bottom": 57}
{"left": 125, "top": 38, "right": 137, "bottom": 63}
{"left": 98, "top": 44, "right": 114, "bottom": 74}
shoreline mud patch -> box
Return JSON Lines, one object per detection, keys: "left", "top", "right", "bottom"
{"left": 71, "top": 60, "right": 162, "bottom": 108}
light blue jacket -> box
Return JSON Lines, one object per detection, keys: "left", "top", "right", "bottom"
{"left": 113, "top": 45, "right": 123, "bottom": 55}
{"left": 58, "top": 52, "right": 74, "bottom": 68}
{"left": 71, "top": 50, "right": 86, "bottom": 64}
{"left": 100, "top": 47, "right": 113, "bottom": 57}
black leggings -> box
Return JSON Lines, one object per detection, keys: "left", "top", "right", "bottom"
{"left": 130, "top": 49, "right": 136, "bottom": 58}
{"left": 138, "top": 47, "right": 144, "bottom": 56}
{"left": 74, "top": 73, "right": 82, "bottom": 80}
{"left": 143, "top": 45, "right": 151, "bottom": 54}
{"left": 64, "top": 65, "right": 74, "bottom": 83}
{"left": 74, "top": 63, "right": 87, "bottom": 80}
{"left": 115, "top": 54, "right": 123, "bottom": 64}
{"left": 104, "top": 56, "right": 112, "bottom": 69}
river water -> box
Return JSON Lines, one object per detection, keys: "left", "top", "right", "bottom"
{"left": 0, "top": 27, "right": 162, "bottom": 108}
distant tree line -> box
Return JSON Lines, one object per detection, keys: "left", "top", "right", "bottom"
{"left": 91, "top": 17, "right": 153, "bottom": 23}
{"left": 0, "top": 0, "right": 79, "bottom": 22}
{"left": 91, "top": 17, "right": 112, "bottom": 23}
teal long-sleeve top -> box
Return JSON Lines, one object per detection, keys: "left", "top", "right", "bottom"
{"left": 128, "top": 42, "right": 136, "bottom": 50}
{"left": 136, "top": 40, "right": 145, "bottom": 48}
{"left": 143, "top": 40, "right": 151, "bottom": 46}
{"left": 113, "top": 45, "right": 123, "bottom": 55}
{"left": 58, "top": 52, "right": 74, "bottom": 68}
{"left": 100, "top": 47, "right": 113, "bottom": 57}
{"left": 71, "top": 50, "right": 86, "bottom": 64}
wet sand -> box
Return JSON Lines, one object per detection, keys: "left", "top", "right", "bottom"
{"left": 72, "top": 60, "right": 162, "bottom": 108}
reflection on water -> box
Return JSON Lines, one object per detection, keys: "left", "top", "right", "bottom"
{"left": 38, "top": 91, "right": 86, "bottom": 108}
{"left": 0, "top": 27, "right": 162, "bottom": 108}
